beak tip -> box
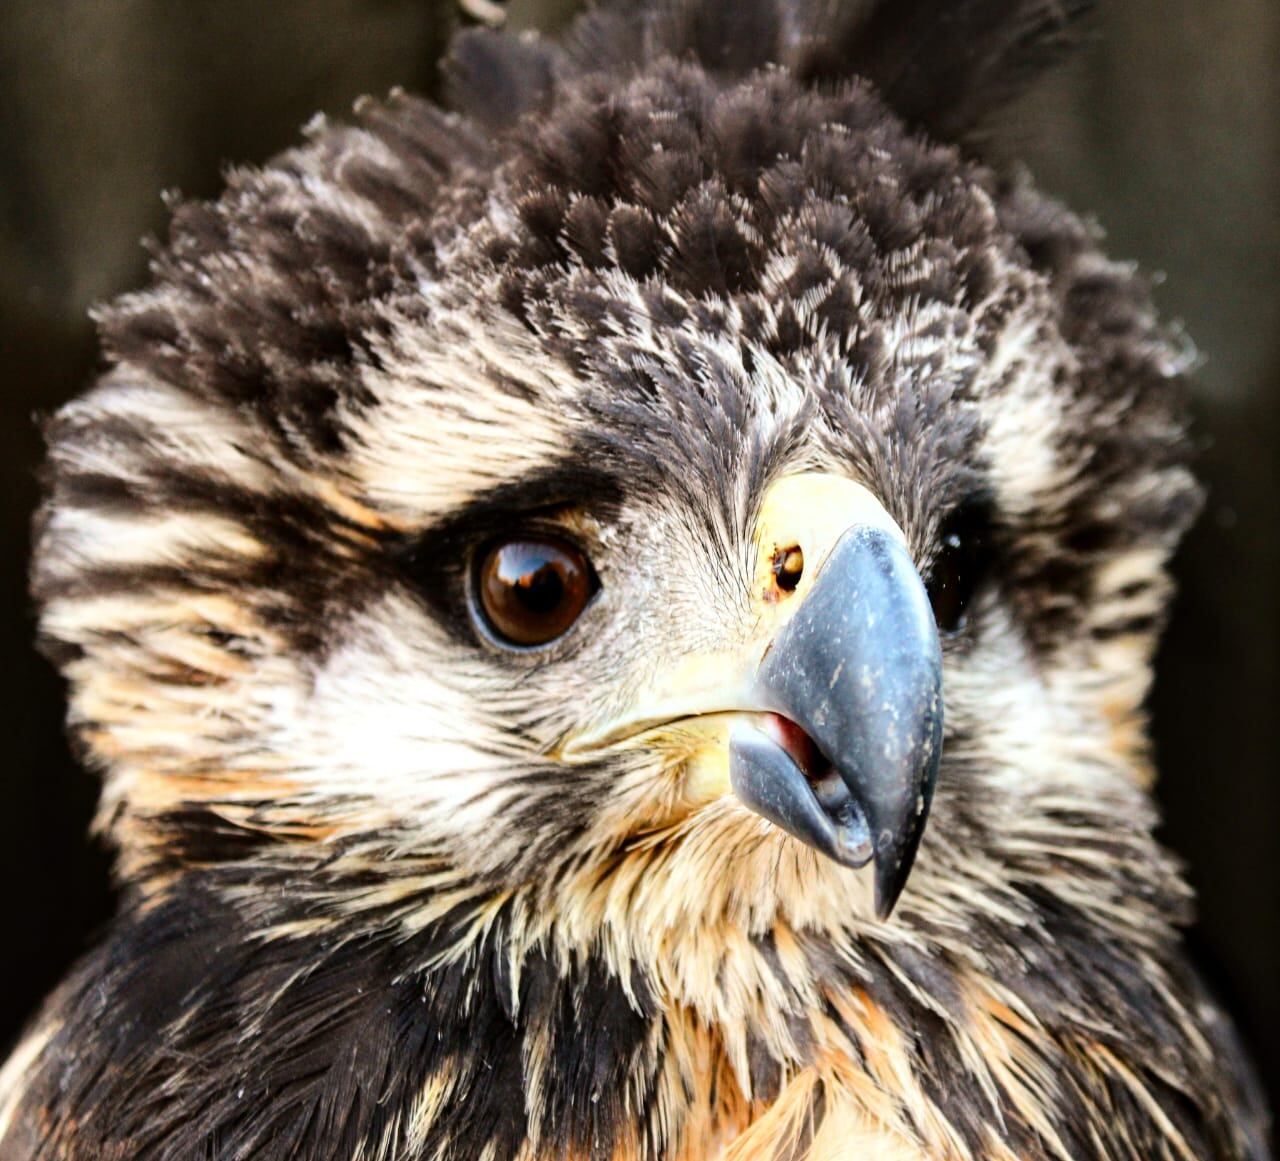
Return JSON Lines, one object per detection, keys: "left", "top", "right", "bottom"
{"left": 870, "top": 761, "right": 937, "bottom": 921}
{"left": 872, "top": 849, "right": 916, "bottom": 921}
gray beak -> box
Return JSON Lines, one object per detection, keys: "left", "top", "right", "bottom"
{"left": 729, "top": 525, "right": 944, "bottom": 918}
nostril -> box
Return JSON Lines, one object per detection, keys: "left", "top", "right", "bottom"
{"left": 772, "top": 545, "right": 804, "bottom": 592}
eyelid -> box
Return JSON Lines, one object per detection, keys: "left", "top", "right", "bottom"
{"left": 474, "top": 503, "right": 596, "bottom": 549}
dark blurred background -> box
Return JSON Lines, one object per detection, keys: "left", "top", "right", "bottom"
{"left": 1, "top": 0, "right": 1276, "bottom": 1115}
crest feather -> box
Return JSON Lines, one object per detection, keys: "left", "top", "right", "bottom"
{"left": 444, "top": 0, "right": 1096, "bottom": 143}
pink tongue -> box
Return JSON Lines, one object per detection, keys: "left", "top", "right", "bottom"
{"left": 759, "top": 712, "right": 825, "bottom": 781}
{"left": 750, "top": 711, "right": 871, "bottom": 863}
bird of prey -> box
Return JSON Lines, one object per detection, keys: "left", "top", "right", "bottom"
{"left": 0, "top": 0, "right": 1270, "bottom": 1157}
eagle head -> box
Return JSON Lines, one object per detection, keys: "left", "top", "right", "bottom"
{"left": 35, "top": 5, "right": 1197, "bottom": 929}
{"left": 17, "top": 4, "right": 1253, "bottom": 1158}
{"left": 34, "top": 1, "right": 1201, "bottom": 932}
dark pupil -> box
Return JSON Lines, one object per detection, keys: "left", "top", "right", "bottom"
{"left": 508, "top": 555, "right": 565, "bottom": 615}
{"left": 927, "top": 504, "right": 990, "bottom": 634}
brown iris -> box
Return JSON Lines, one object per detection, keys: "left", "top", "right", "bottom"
{"left": 475, "top": 536, "right": 595, "bottom": 647}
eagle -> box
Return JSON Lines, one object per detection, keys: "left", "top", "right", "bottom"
{"left": 0, "top": 0, "right": 1270, "bottom": 1157}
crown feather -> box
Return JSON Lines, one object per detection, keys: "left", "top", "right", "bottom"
{"left": 444, "top": 0, "right": 1096, "bottom": 144}
{"left": 445, "top": 27, "right": 560, "bottom": 131}
{"left": 799, "top": 0, "right": 1097, "bottom": 139}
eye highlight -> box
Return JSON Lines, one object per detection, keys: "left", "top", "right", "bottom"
{"left": 473, "top": 536, "right": 597, "bottom": 648}
{"left": 927, "top": 502, "right": 993, "bottom": 635}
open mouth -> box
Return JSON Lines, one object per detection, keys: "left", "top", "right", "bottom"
{"left": 576, "top": 707, "right": 879, "bottom": 871}
{"left": 740, "top": 712, "right": 874, "bottom": 867}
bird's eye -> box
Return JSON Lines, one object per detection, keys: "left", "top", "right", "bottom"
{"left": 927, "top": 503, "right": 992, "bottom": 635}
{"left": 473, "top": 536, "right": 597, "bottom": 648}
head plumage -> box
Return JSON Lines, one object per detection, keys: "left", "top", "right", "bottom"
{"left": 447, "top": 0, "right": 1096, "bottom": 142}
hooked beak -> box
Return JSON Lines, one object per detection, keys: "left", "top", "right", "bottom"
{"left": 730, "top": 524, "right": 942, "bottom": 918}
{"left": 566, "top": 474, "right": 944, "bottom": 920}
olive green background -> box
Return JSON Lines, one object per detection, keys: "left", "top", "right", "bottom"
{"left": 1, "top": 0, "right": 1275, "bottom": 1111}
